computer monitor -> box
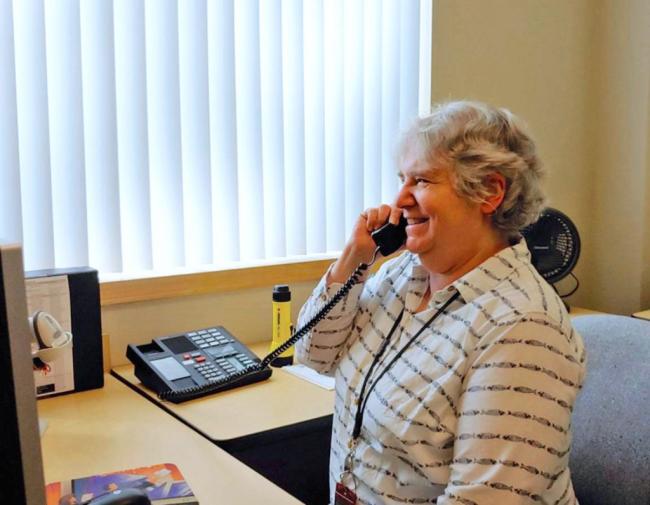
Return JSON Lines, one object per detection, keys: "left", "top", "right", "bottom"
{"left": 0, "top": 242, "right": 46, "bottom": 505}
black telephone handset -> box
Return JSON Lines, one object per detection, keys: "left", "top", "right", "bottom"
{"left": 371, "top": 215, "right": 408, "bottom": 257}
{"left": 127, "top": 214, "right": 408, "bottom": 403}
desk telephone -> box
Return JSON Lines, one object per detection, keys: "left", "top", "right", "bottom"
{"left": 127, "top": 216, "right": 407, "bottom": 403}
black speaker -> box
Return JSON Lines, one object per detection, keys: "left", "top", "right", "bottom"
{"left": 26, "top": 267, "right": 104, "bottom": 396}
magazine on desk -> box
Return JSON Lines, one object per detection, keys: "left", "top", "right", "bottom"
{"left": 45, "top": 462, "right": 198, "bottom": 505}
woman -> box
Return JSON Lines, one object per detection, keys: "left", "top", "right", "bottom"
{"left": 296, "top": 101, "right": 585, "bottom": 505}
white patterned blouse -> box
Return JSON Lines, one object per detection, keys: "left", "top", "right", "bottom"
{"left": 296, "top": 240, "right": 586, "bottom": 505}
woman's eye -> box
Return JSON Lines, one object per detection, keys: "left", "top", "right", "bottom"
{"left": 415, "top": 178, "right": 430, "bottom": 185}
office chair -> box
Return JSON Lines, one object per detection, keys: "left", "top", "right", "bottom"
{"left": 570, "top": 314, "right": 650, "bottom": 505}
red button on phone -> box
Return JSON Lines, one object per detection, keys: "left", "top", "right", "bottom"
{"left": 195, "top": 356, "right": 206, "bottom": 363}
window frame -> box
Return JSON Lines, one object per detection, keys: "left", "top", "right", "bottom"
{"left": 99, "top": 253, "right": 395, "bottom": 306}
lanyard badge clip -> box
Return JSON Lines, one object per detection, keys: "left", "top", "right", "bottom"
{"left": 335, "top": 441, "right": 358, "bottom": 505}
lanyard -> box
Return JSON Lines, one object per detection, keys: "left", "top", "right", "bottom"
{"left": 350, "top": 291, "right": 460, "bottom": 443}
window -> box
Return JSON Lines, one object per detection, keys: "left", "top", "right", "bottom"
{"left": 0, "top": 0, "right": 432, "bottom": 277}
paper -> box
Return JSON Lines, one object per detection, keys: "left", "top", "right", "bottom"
{"left": 39, "top": 418, "right": 48, "bottom": 436}
{"left": 282, "top": 364, "right": 335, "bottom": 390}
{"left": 25, "top": 276, "right": 72, "bottom": 331}
{"left": 25, "top": 275, "right": 75, "bottom": 396}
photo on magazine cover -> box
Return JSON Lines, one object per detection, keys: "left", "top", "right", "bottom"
{"left": 45, "top": 462, "right": 198, "bottom": 505}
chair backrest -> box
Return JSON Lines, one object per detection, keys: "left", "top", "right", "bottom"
{"left": 570, "top": 314, "right": 650, "bottom": 505}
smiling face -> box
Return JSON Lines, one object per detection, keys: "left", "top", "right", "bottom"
{"left": 395, "top": 147, "right": 507, "bottom": 278}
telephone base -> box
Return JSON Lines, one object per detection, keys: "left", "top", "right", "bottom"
{"left": 126, "top": 325, "right": 273, "bottom": 403}
{"left": 153, "top": 367, "right": 272, "bottom": 403}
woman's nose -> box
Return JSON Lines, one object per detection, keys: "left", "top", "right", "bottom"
{"left": 394, "top": 182, "right": 415, "bottom": 209}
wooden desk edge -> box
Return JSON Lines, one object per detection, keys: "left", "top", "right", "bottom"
{"left": 111, "top": 353, "right": 334, "bottom": 442}
{"left": 569, "top": 306, "right": 602, "bottom": 316}
{"left": 39, "top": 374, "right": 301, "bottom": 505}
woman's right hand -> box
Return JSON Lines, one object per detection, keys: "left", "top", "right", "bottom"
{"left": 327, "top": 204, "right": 403, "bottom": 285}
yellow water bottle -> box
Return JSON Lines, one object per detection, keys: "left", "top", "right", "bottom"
{"left": 269, "top": 284, "right": 294, "bottom": 367}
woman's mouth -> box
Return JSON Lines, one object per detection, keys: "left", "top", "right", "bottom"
{"left": 406, "top": 217, "right": 429, "bottom": 233}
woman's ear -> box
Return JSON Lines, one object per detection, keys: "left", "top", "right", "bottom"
{"left": 480, "top": 172, "right": 506, "bottom": 215}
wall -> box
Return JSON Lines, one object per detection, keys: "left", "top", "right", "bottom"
{"left": 588, "top": 0, "right": 650, "bottom": 314}
{"left": 430, "top": 0, "right": 596, "bottom": 308}
{"left": 430, "top": 0, "right": 650, "bottom": 314}
{"left": 103, "top": 1, "right": 650, "bottom": 365}
{"left": 644, "top": 87, "right": 650, "bottom": 310}
{"left": 102, "top": 280, "right": 317, "bottom": 367}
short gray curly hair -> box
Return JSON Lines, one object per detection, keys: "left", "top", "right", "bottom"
{"left": 398, "top": 101, "right": 546, "bottom": 238}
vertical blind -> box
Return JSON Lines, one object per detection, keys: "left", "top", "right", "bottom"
{"left": 0, "top": 0, "right": 432, "bottom": 276}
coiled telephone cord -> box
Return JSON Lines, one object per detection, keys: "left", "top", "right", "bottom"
{"left": 159, "top": 252, "right": 376, "bottom": 402}
{"left": 259, "top": 258, "right": 372, "bottom": 369}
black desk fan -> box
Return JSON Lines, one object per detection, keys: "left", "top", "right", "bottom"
{"left": 521, "top": 207, "right": 581, "bottom": 301}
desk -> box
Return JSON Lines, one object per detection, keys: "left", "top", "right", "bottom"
{"left": 569, "top": 306, "right": 602, "bottom": 316}
{"left": 112, "top": 343, "right": 334, "bottom": 443}
{"left": 112, "top": 342, "right": 335, "bottom": 504}
{"left": 39, "top": 374, "right": 301, "bottom": 505}
{"left": 632, "top": 309, "right": 650, "bottom": 321}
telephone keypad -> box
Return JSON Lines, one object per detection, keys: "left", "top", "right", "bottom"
{"left": 195, "top": 360, "right": 225, "bottom": 382}
{"left": 175, "top": 327, "right": 262, "bottom": 383}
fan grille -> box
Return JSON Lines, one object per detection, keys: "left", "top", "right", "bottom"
{"left": 522, "top": 209, "right": 580, "bottom": 284}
